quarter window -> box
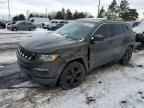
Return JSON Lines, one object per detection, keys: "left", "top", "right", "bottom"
{"left": 123, "top": 24, "right": 129, "bottom": 32}
{"left": 20, "top": 22, "right": 25, "bottom": 25}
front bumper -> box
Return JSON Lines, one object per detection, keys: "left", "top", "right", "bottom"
{"left": 17, "top": 51, "right": 66, "bottom": 86}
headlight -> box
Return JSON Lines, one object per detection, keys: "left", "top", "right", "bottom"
{"left": 39, "top": 54, "right": 59, "bottom": 61}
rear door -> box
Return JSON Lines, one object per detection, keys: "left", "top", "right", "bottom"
{"left": 90, "top": 23, "right": 114, "bottom": 69}
{"left": 111, "top": 24, "right": 126, "bottom": 58}
{"left": 18, "top": 22, "right": 25, "bottom": 30}
{"left": 25, "top": 22, "right": 31, "bottom": 30}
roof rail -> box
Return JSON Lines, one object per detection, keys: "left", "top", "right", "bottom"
{"left": 77, "top": 18, "right": 125, "bottom": 23}
{"left": 78, "top": 18, "right": 106, "bottom": 22}
{"left": 104, "top": 19, "right": 124, "bottom": 21}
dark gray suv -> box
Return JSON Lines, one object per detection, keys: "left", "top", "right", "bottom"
{"left": 17, "top": 18, "right": 135, "bottom": 90}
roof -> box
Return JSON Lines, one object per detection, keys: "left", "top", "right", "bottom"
{"left": 51, "top": 19, "right": 68, "bottom": 22}
{"left": 77, "top": 18, "right": 125, "bottom": 24}
{"left": 16, "top": 21, "right": 31, "bottom": 23}
{"left": 77, "top": 18, "right": 106, "bottom": 23}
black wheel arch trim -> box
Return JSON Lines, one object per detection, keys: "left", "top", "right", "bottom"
{"left": 118, "top": 43, "right": 134, "bottom": 61}
{"left": 56, "top": 57, "right": 88, "bottom": 85}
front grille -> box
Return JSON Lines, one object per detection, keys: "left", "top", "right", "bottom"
{"left": 18, "top": 46, "right": 37, "bottom": 61}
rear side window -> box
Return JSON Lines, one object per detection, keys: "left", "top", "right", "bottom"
{"left": 123, "top": 24, "right": 130, "bottom": 32}
{"left": 28, "top": 22, "right": 32, "bottom": 25}
{"left": 113, "top": 24, "right": 124, "bottom": 35}
{"left": 20, "top": 22, "right": 25, "bottom": 25}
{"left": 95, "top": 24, "right": 112, "bottom": 38}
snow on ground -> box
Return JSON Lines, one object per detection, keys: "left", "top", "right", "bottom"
{"left": 0, "top": 33, "right": 42, "bottom": 44}
{"left": 0, "top": 50, "right": 17, "bottom": 64}
{"left": 0, "top": 28, "right": 49, "bottom": 34}
{"left": 0, "top": 29, "right": 51, "bottom": 44}
{"left": 0, "top": 51, "right": 144, "bottom": 108}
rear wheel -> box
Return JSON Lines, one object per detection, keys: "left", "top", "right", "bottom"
{"left": 119, "top": 47, "right": 133, "bottom": 65}
{"left": 60, "top": 62, "right": 85, "bottom": 90}
{"left": 12, "top": 27, "right": 17, "bottom": 31}
{"left": 30, "top": 27, "right": 34, "bottom": 31}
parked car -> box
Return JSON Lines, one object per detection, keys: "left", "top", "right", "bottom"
{"left": 47, "top": 20, "right": 69, "bottom": 31}
{"left": 127, "top": 21, "right": 144, "bottom": 43}
{"left": 0, "top": 21, "right": 6, "bottom": 29}
{"left": 42, "top": 22, "right": 51, "bottom": 29}
{"left": 127, "top": 21, "right": 141, "bottom": 28}
{"left": 17, "top": 18, "right": 135, "bottom": 90}
{"left": 7, "top": 21, "right": 37, "bottom": 31}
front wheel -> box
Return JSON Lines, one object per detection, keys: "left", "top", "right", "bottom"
{"left": 59, "top": 62, "right": 85, "bottom": 90}
{"left": 119, "top": 47, "right": 133, "bottom": 65}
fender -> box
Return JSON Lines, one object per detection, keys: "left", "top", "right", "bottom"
{"left": 118, "top": 42, "right": 135, "bottom": 60}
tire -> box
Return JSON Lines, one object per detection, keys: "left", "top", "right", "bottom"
{"left": 119, "top": 47, "right": 133, "bottom": 65}
{"left": 30, "top": 27, "right": 34, "bottom": 31}
{"left": 0, "top": 26, "right": 3, "bottom": 29}
{"left": 12, "top": 27, "right": 17, "bottom": 31}
{"left": 59, "top": 62, "right": 85, "bottom": 90}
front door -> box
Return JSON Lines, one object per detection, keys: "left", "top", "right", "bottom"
{"left": 90, "top": 24, "right": 114, "bottom": 70}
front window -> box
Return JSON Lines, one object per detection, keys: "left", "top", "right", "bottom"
{"left": 55, "top": 21, "right": 96, "bottom": 40}
{"left": 95, "top": 24, "right": 112, "bottom": 38}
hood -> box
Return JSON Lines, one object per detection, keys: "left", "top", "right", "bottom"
{"left": 19, "top": 33, "right": 78, "bottom": 53}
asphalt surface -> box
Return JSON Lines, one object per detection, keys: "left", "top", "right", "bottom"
{"left": 0, "top": 63, "right": 27, "bottom": 89}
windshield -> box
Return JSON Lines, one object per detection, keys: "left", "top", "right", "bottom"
{"left": 55, "top": 21, "right": 96, "bottom": 40}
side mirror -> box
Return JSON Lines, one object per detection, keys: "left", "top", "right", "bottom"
{"left": 91, "top": 35, "right": 104, "bottom": 41}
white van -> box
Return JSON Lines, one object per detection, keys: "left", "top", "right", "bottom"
{"left": 29, "top": 17, "right": 49, "bottom": 27}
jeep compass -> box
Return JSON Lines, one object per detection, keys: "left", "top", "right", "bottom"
{"left": 17, "top": 18, "right": 135, "bottom": 90}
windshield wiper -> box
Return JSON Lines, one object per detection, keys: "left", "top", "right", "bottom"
{"left": 65, "top": 35, "right": 78, "bottom": 41}
{"left": 55, "top": 33, "right": 78, "bottom": 41}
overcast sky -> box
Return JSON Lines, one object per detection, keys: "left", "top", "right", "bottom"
{"left": 0, "top": 0, "right": 144, "bottom": 19}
